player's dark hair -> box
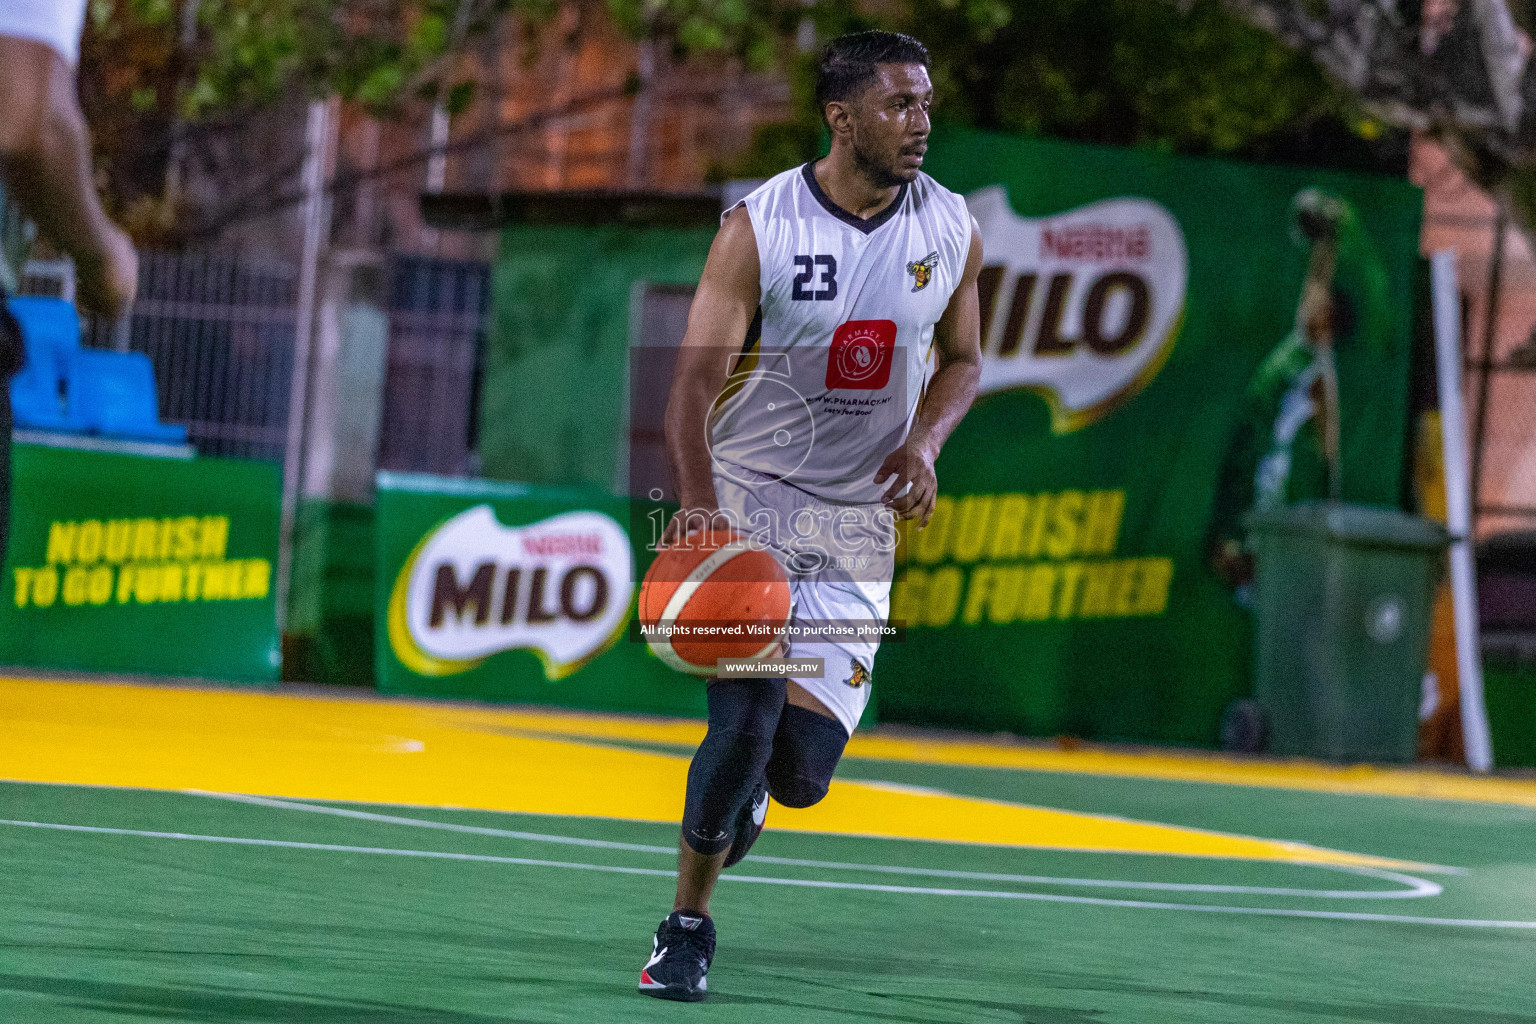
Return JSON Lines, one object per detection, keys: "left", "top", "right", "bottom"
{"left": 814, "top": 31, "right": 930, "bottom": 123}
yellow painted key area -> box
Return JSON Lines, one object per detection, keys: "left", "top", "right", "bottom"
{"left": 4, "top": 674, "right": 1512, "bottom": 870}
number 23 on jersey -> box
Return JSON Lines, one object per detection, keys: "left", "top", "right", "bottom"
{"left": 792, "top": 255, "right": 838, "bottom": 301}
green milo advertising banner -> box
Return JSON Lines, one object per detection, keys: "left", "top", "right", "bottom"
{"left": 375, "top": 472, "right": 706, "bottom": 717}
{"left": 0, "top": 444, "right": 281, "bottom": 682}
{"left": 877, "top": 127, "right": 1422, "bottom": 745}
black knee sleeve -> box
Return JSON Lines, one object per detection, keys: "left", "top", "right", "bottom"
{"left": 765, "top": 704, "right": 848, "bottom": 809}
{"left": 680, "top": 678, "right": 786, "bottom": 855}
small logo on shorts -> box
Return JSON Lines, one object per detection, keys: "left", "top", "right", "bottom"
{"left": 843, "top": 663, "right": 869, "bottom": 688}
{"left": 907, "top": 251, "right": 938, "bottom": 291}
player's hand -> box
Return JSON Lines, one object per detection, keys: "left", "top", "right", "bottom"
{"left": 875, "top": 443, "right": 937, "bottom": 527}
{"left": 75, "top": 223, "right": 139, "bottom": 319}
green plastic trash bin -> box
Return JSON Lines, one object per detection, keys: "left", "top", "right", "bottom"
{"left": 1247, "top": 501, "right": 1449, "bottom": 762}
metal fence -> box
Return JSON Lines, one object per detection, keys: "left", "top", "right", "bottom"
{"left": 1465, "top": 217, "right": 1536, "bottom": 537}
{"left": 20, "top": 249, "right": 491, "bottom": 475}
{"left": 627, "top": 283, "right": 693, "bottom": 500}
{"left": 90, "top": 251, "right": 301, "bottom": 461}
{"left": 376, "top": 256, "right": 490, "bottom": 477}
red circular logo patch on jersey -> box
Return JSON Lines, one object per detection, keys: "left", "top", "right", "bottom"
{"left": 825, "top": 319, "right": 897, "bottom": 390}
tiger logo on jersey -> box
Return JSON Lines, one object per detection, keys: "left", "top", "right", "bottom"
{"left": 907, "top": 252, "right": 939, "bottom": 291}
{"left": 843, "top": 662, "right": 869, "bottom": 688}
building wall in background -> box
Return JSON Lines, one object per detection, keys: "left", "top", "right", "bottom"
{"left": 170, "top": 5, "right": 787, "bottom": 265}
{"left": 320, "top": 7, "right": 790, "bottom": 261}
{"left": 1414, "top": 138, "right": 1536, "bottom": 539}
{"left": 478, "top": 222, "right": 716, "bottom": 489}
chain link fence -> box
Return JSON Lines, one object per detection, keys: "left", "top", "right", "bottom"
{"left": 1465, "top": 218, "right": 1536, "bottom": 537}
{"left": 376, "top": 256, "right": 490, "bottom": 477}
{"left": 105, "top": 251, "right": 300, "bottom": 461}
{"left": 19, "top": 249, "right": 490, "bottom": 474}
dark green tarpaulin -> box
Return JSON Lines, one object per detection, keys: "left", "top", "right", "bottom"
{"left": 479, "top": 223, "right": 715, "bottom": 488}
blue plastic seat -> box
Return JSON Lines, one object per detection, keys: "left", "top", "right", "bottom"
{"left": 67, "top": 348, "right": 188, "bottom": 444}
{"left": 7, "top": 296, "right": 84, "bottom": 431}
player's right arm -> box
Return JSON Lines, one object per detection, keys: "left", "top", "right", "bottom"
{"left": 661, "top": 206, "right": 761, "bottom": 543}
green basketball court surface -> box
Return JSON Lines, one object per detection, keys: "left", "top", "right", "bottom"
{"left": 1, "top": 676, "right": 1533, "bottom": 1022}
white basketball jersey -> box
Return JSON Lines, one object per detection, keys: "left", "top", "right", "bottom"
{"left": 709, "top": 163, "right": 973, "bottom": 505}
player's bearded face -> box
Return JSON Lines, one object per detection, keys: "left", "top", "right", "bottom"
{"left": 850, "top": 64, "right": 933, "bottom": 186}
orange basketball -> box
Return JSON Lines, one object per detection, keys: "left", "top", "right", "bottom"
{"left": 639, "top": 528, "right": 792, "bottom": 676}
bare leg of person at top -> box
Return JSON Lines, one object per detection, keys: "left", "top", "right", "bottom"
{"left": 0, "top": 18, "right": 140, "bottom": 562}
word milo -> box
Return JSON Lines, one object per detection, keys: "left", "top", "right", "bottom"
{"left": 388, "top": 505, "right": 633, "bottom": 679}
{"left": 12, "top": 516, "right": 270, "bottom": 609}
{"left": 967, "top": 189, "right": 1187, "bottom": 432}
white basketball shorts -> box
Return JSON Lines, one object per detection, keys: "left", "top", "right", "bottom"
{"left": 712, "top": 466, "right": 895, "bottom": 735}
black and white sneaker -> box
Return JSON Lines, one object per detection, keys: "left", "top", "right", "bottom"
{"left": 638, "top": 911, "right": 716, "bottom": 1002}
{"left": 723, "top": 781, "right": 768, "bottom": 869}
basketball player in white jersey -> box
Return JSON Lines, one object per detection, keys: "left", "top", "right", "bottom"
{"left": 638, "top": 31, "right": 982, "bottom": 1001}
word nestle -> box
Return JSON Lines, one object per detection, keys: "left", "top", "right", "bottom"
{"left": 520, "top": 533, "right": 604, "bottom": 557}
{"left": 1040, "top": 224, "right": 1151, "bottom": 263}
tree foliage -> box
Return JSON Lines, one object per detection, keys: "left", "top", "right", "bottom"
{"left": 80, "top": 0, "right": 525, "bottom": 235}
{"left": 1223, "top": 0, "right": 1536, "bottom": 235}
{"left": 919, "top": 0, "right": 1344, "bottom": 154}
{"left": 83, "top": 0, "right": 784, "bottom": 125}
{"left": 721, "top": 0, "right": 1397, "bottom": 180}
{"left": 84, "top": 0, "right": 517, "bottom": 117}
{"left": 79, "top": 0, "right": 800, "bottom": 236}
{"left": 75, "top": 0, "right": 1408, "bottom": 240}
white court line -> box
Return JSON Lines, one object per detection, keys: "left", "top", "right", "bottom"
{"left": 194, "top": 791, "right": 1441, "bottom": 900}
{"left": 741, "top": 856, "right": 1442, "bottom": 900}
{"left": 0, "top": 819, "right": 677, "bottom": 877}
{"left": 192, "top": 791, "right": 678, "bottom": 854}
{"left": 7, "top": 817, "right": 1529, "bottom": 930}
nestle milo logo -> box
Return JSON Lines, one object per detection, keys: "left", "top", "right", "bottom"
{"left": 966, "top": 188, "right": 1187, "bottom": 432}
{"left": 388, "top": 506, "right": 633, "bottom": 678}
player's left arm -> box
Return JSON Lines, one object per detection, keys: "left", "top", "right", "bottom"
{"left": 876, "top": 219, "right": 984, "bottom": 527}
